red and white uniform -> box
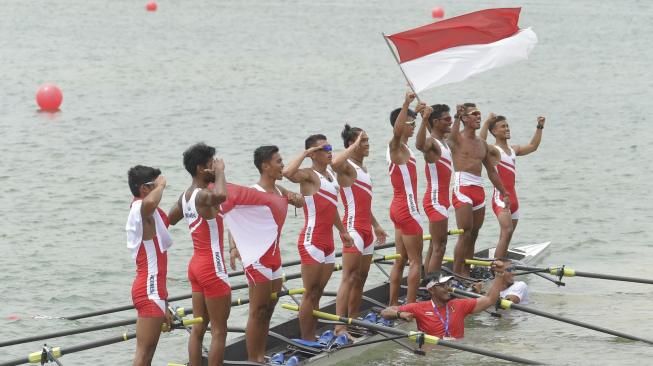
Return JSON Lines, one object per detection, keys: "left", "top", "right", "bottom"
{"left": 492, "top": 146, "right": 519, "bottom": 219}
{"left": 182, "top": 188, "right": 231, "bottom": 298}
{"left": 298, "top": 169, "right": 339, "bottom": 264}
{"left": 398, "top": 298, "right": 477, "bottom": 339}
{"left": 340, "top": 159, "right": 375, "bottom": 256}
{"left": 452, "top": 172, "right": 485, "bottom": 211}
{"left": 423, "top": 138, "right": 453, "bottom": 222}
{"left": 244, "top": 184, "right": 284, "bottom": 284}
{"left": 125, "top": 199, "right": 173, "bottom": 317}
{"left": 387, "top": 145, "right": 423, "bottom": 236}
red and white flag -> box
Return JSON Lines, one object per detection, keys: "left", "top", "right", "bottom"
{"left": 386, "top": 8, "right": 537, "bottom": 93}
{"left": 221, "top": 184, "right": 288, "bottom": 267}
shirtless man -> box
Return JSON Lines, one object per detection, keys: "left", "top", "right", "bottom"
{"left": 168, "top": 143, "right": 230, "bottom": 366}
{"left": 332, "top": 125, "right": 388, "bottom": 337}
{"left": 283, "top": 135, "right": 354, "bottom": 341}
{"left": 125, "top": 165, "right": 173, "bottom": 366}
{"left": 449, "top": 104, "right": 510, "bottom": 277}
{"left": 387, "top": 92, "right": 426, "bottom": 305}
{"left": 415, "top": 104, "right": 454, "bottom": 274}
{"left": 228, "top": 145, "right": 304, "bottom": 362}
{"left": 479, "top": 115, "right": 545, "bottom": 259}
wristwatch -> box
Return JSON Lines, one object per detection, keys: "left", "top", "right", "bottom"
{"left": 536, "top": 124, "right": 544, "bottom": 130}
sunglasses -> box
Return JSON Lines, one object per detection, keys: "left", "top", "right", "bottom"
{"left": 465, "top": 111, "right": 481, "bottom": 117}
{"left": 321, "top": 144, "right": 333, "bottom": 152}
{"left": 142, "top": 181, "right": 155, "bottom": 188}
{"left": 405, "top": 119, "right": 416, "bottom": 127}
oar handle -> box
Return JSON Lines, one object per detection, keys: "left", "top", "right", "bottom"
{"left": 161, "top": 316, "right": 204, "bottom": 332}
{"left": 423, "top": 230, "right": 464, "bottom": 242}
{"left": 442, "top": 256, "right": 492, "bottom": 267}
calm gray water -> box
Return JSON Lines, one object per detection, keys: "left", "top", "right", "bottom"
{"left": 2, "top": 0, "right": 652, "bottom": 365}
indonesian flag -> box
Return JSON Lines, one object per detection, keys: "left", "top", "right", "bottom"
{"left": 220, "top": 184, "right": 288, "bottom": 267}
{"left": 386, "top": 8, "right": 537, "bottom": 93}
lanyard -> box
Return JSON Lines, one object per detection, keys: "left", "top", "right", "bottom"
{"left": 432, "top": 301, "right": 450, "bottom": 337}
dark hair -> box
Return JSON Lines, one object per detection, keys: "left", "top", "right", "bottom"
{"left": 389, "top": 107, "right": 417, "bottom": 127}
{"left": 488, "top": 115, "right": 507, "bottom": 136}
{"left": 183, "top": 142, "right": 216, "bottom": 176}
{"left": 341, "top": 124, "right": 363, "bottom": 148}
{"left": 428, "top": 104, "right": 450, "bottom": 128}
{"left": 127, "top": 165, "right": 161, "bottom": 196}
{"left": 253, "top": 145, "right": 279, "bottom": 172}
{"left": 463, "top": 102, "right": 477, "bottom": 109}
{"left": 304, "top": 134, "right": 327, "bottom": 150}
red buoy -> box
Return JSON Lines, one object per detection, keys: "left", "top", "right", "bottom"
{"left": 36, "top": 84, "right": 63, "bottom": 112}
{"left": 146, "top": 2, "right": 157, "bottom": 11}
{"left": 431, "top": 6, "right": 445, "bottom": 19}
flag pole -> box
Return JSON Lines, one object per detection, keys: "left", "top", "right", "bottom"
{"left": 382, "top": 32, "right": 422, "bottom": 103}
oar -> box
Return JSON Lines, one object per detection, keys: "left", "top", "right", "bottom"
{"left": 280, "top": 304, "right": 541, "bottom": 365}
{"left": 452, "top": 288, "right": 653, "bottom": 345}
{"left": 0, "top": 317, "right": 203, "bottom": 366}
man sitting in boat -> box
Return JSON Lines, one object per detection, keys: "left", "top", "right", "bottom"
{"left": 380, "top": 260, "right": 510, "bottom": 339}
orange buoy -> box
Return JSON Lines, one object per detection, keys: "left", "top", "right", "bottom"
{"left": 431, "top": 6, "right": 445, "bottom": 19}
{"left": 146, "top": 2, "right": 157, "bottom": 11}
{"left": 36, "top": 84, "right": 63, "bottom": 112}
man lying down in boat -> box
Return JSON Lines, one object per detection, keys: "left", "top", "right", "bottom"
{"left": 380, "top": 260, "right": 511, "bottom": 340}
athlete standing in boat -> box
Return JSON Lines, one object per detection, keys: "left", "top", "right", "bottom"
{"left": 168, "top": 143, "right": 230, "bottom": 366}
{"left": 450, "top": 104, "right": 510, "bottom": 277}
{"left": 283, "top": 134, "right": 354, "bottom": 341}
{"left": 479, "top": 114, "right": 545, "bottom": 259}
{"left": 388, "top": 92, "right": 425, "bottom": 305}
{"left": 125, "top": 165, "right": 173, "bottom": 366}
{"left": 415, "top": 104, "right": 453, "bottom": 274}
{"left": 228, "top": 145, "right": 304, "bottom": 362}
{"left": 332, "top": 125, "right": 388, "bottom": 337}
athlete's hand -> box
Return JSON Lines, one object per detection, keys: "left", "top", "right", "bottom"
{"left": 502, "top": 194, "right": 511, "bottom": 210}
{"left": 163, "top": 308, "right": 173, "bottom": 332}
{"left": 229, "top": 247, "right": 241, "bottom": 271}
{"left": 486, "top": 112, "right": 497, "bottom": 122}
{"left": 404, "top": 91, "right": 416, "bottom": 105}
{"left": 340, "top": 232, "right": 354, "bottom": 248}
{"left": 399, "top": 311, "right": 414, "bottom": 321}
{"left": 537, "top": 116, "right": 546, "bottom": 126}
{"left": 154, "top": 175, "right": 167, "bottom": 189}
{"left": 491, "top": 260, "right": 507, "bottom": 274}
{"left": 455, "top": 104, "right": 466, "bottom": 119}
{"left": 414, "top": 101, "right": 427, "bottom": 115}
{"left": 304, "top": 143, "right": 327, "bottom": 156}
{"left": 351, "top": 130, "right": 365, "bottom": 148}
{"left": 471, "top": 281, "right": 484, "bottom": 294}
{"left": 213, "top": 158, "right": 225, "bottom": 172}
{"left": 373, "top": 225, "right": 388, "bottom": 246}
{"left": 420, "top": 104, "right": 433, "bottom": 120}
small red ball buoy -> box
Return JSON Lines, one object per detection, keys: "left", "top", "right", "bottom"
{"left": 431, "top": 6, "right": 445, "bottom": 19}
{"left": 146, "top": 2, "right": 157, "bottom": 11}
{"left": 7, "top": 314, "right": 21, "bottom": 321}
{"left": 36, "top": 84, "right": 63, "bottom": 112}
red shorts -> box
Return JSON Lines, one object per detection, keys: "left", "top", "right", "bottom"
{"left": 492, "top": 189, "right": 520, "bottom": 219}
{"left": 298, "top": 240, "right": 335, "bottom": 264}
{"left": 423, "top": 200, "right": 449, "bottom": 223}
{"left": 188, "top": 255, "right": 231, "bottom": 298}
{"left": 245, "top": 242, "right": 283, "bottom": 284}
{"left": 452, "top": 185, "right": 485, "bottom": 211}
{"left": 389, "top": 208, "right": 423, "bottom": 236}
{"left": 133, "top": 296, "right": 166, "bottom": 318}
{"left": 343, "top": 227, "right": 375, "bottom": 255}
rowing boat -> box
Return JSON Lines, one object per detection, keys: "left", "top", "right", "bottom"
{"left": 219, "top": 241, "right": 551, "bottom": 365}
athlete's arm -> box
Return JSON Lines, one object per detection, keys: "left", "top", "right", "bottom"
{"left": 334, "top": 210, "right": 353, "bottom": 248}
{"left": 415, "top": 105, "right": 432, "bottom": 152}
{"left": 278, "top": 185, "right": 304, "bottom": 208}
{"left": 371, "top": 213, "right": 388, "bottom": 245}
{"left": 483, "top": 144, "right": 509, "bottom": 197}
{"left": 472, "top": 261, "right": 509, "bottom": 313}
{"left": 141, "top": 175, "right": 166, "bottom": 217}
{"left": 390, "top": 92, "right": 416, "bottom": 151}
{"left": 381, "top": 305, "right": 415, "bottom": 321}
{"left": 514, "top": 116, "right": 545, "bottom": 156}
{"left": 331, "top": 132, "right": 364, "bottom": 176}
{"left": 505, "top": 294, "right": 521, "bottom": 303}
{"left": 282, "top": 147, "right": 323, "bottom": 183}
{"left": 198, "top": 158, "right": 228, "bottom": 209}
{"left": 228, "top": 231, "right": 241, "bottom": 271}
{"left": 479, "top": 112, "right": 496, "bottom": 141}
{"left": 167, "top": 194, "right": 184, "bottom": 225}
{"left": 448, "top": 104, "right": 465, "bottom": 146}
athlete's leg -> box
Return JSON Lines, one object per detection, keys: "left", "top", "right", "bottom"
{"left": 423, "top": 239, "right": 433, "bottom": 276}
{"left": 389, "top": 229, "right": 406, "bottom": 306}
{"left": 494, "top": 209, "right": 514, "bottom": 259}
{"left": 426, "top": 218, "right": 448, "bottom": 273}
{"left": 402, "top": 233, "right": 423, "bottom": 303}
{"left": 133, "top": 317, "right": 164, "bottom": 366}
{"left": 188, "top": 292, "right": 208, "bottom": 366}
{"left": 453, "top": 204, "right": 473, "bottom": 276}
{"left": 299, "top": 263, "right": 333, "bottom": 340}
{"left": 335, "top": 251, "right": 361, "bottom": 335}
{"left": 205, "top": 294, "right": 231, "bottom": 366}
{"left": 348, "top": 254, "right": 373, "bottom": 317}
{"left": 246, "top": 280, "right": 274, "bottom": 362}
{"left": 463, "top": 207, "right": 486, "bottom": 274}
